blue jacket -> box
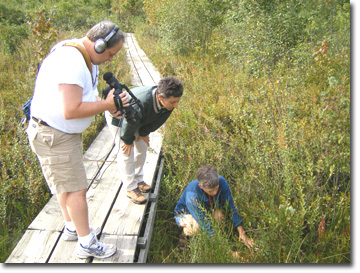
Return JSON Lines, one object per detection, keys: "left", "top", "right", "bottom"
{"left": 174, "top": 176, "right": 243, "bottom": 235}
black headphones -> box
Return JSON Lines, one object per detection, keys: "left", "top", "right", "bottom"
{"left": 94, "top": 25, "right": 119, "bottom": 54}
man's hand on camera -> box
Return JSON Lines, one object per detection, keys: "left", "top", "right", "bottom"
{"left": 104, "top": 88, "right": 116, "bottom": 110}
{"left": 105, "top": 89, "right": 130, "bottom": 112}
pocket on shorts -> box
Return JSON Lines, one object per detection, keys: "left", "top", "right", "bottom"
{"left": 39, "top": 154, "right": 71, "bottom": 165}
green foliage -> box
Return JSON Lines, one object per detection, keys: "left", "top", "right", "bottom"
{"left": 28, "top": 9, "right": 58, "bottom": 62}
{"left": 50, "top": 0, "right": 115, "bottom": 31}
{"left": 0, "top": 23, "right": 29, "bottom": 54}
{"left": 143, "top": 0, "right": 229, "bottom": 55}
{"left": 0, "top": 3, "right": 26, "bottom": 25}
{"left": 0, "top": 2, "right": 29, "bottom": 53}
{"left": 110, "top": 0, "right": 146, "bottom": 32}
{"left": 221, "top": 0, "right": 350, "bottom": 78}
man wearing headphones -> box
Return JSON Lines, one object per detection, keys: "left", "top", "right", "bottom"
{"left": 26, "top": 21, "right": 127, "bottom": 259}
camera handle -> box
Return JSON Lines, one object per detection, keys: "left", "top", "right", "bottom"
{"left": 120, "top": 84, "right": 144, "bottom": 112}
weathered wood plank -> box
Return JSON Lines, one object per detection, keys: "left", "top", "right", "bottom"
{"left": 86, "top": 163, "right": 123, "bottom": 230}
{"left": 83, "top": 125, "right": 115, "bottom": 181}
{"left": 5, "top": 230, "right": 61, "bottom": 263}
{"left": 101, "top": 185, "right": 146, "bottom": 236}
{"left": 92, "top": 235, "right": 138, "bottom": 263}
{"left": 125, "top": 33, "right": 159, "bottom": 86}
{"left": 83, "top": 125, "right": 114, "bottom": 161}
{"left": 125, "top": 33, "right": 152, "bottom": 86}
{"left": 130, "top": 34, "right": 161, "bottom": 84}
{"left": 28, "top": 196, "right": 64, "bottom": 232}
{"left": 124, "top": 33, "right": 142, "bottom": 87}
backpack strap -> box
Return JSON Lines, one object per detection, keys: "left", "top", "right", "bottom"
{"left": 63, "top": 42, "right": 93, "bottom": 83}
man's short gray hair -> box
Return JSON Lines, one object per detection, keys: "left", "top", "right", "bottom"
{"left": 158, "top": 77, "right": 183, "bottom": 98}
{"left": 196, "top": 165, "right": 219, "bottom": 189}
{"left": 86, "top": 21, "right": 125, "bottom": 49}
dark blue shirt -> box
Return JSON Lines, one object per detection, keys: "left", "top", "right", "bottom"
{"left": 174, "top": 176, "right": 243, "bottom": 235}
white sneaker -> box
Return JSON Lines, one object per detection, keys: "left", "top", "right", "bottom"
{"left": 75, "top": 236, "right": 117, "bottom": 259}
{"left": 63, "top": 226, "right": 101, "bottom": 241}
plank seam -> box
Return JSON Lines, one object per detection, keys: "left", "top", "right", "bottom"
{"left": 125, "top": 33, "right": 143, "bottom": 86}
{"left": 86, "top": 143, "right": 115, "bottom": 189}
{"left": 130, "top": 34, "right": 157, "bottom": 85}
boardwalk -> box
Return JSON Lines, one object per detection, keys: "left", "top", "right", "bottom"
{"left": 6, "top": 33, "right": 162, "bottom": 263}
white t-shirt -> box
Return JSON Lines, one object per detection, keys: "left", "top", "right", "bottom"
{"left": 31, "top": 39, "right": 99, "bottom": 133}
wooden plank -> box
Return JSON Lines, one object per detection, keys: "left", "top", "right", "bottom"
{"left": 48, "top": 163, "right": 123, "bottom": 263}
{"left": 124, "top": 33, "right": 142, "bottom": 87}
{"left": 83, "top": 125, "right": 114, "bottom": 161}
{"left": 125, "top": 33, "right": 159, "bottom": 86}
{"left": 5, "top": 230, "right": 60, "bottom": 263}
{"left": 86, "top": 164, "right": 123, "bottom": 230}
{"left": 83, "top": 125, "right": 115, "bottom": 181}
{"left": 130, "top": 34, "right": 161, "bottom": 84}
{"left": 101, "top": 185, "right": 146, "bottom": 236}
{"left": 28, "top": 195, "right": 64, "bottom": 232}
{"left": 92, "top": 235, "right": 138, "bottom": 263}
{"left": 125, "top": 33, "right": 152, "bottom": 86}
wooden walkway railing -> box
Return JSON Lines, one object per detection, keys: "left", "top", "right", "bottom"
{"left": 5, "top": 33, "right": 163, "bottom": 263}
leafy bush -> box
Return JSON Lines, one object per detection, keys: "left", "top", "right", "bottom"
{"left": 143, "top": 0, "right": 229, "bottom": 55}
{"left": 109, "top": 0, "right": 146, "bottom": 32}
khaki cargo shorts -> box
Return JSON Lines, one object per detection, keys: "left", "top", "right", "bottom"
{"left": 26, "top": 119, "right": 88, "bottom": 194}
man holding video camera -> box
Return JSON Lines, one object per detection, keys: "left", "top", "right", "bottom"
{"left": 105, "top": 77, "right": 183, "bottom": 204}
{"left": 26, "top": 21, "right": 128, "bottom": 259}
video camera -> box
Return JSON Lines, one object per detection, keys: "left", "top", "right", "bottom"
{"left": 102, "top": 72, "right": 143, "bottom": 126}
